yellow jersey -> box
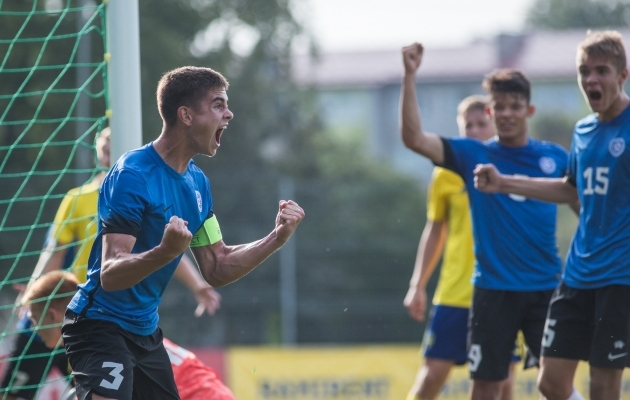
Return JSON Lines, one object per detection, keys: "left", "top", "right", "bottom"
{"left": 49, "top": 181, "right": 100, "bottom": 283}
{"left": 427, "top": 167, "right": 474, "bottom": 308}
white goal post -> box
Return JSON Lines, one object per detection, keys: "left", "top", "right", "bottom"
{"left": 106, "top": 0, "right": 143, "bottom": 161}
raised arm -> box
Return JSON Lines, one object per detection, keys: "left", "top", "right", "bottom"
{"left": 400, "top": 42, "right": 445, "bottom": 164}
{"left": 191, "top": 200, "right": 304, "bottom": 287}
{"left": 474, "top": 163, "right": 579, "bottom": 206}
{"left": 100, "top": 216, "right": 192, "bottom": 291}
{"left": 403, "top": 220, "right": 447, "bottom": 322}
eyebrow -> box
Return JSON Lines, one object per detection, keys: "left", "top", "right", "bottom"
{"left": 211, "top": 96, "right": 228, "bottom": 104}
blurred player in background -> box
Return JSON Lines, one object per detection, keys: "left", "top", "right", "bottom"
{"left": 21, "top": 271, "right": 235, "bottom": 400}
{"left": 474, "top": 30, "right": 630, "bottom": 400}
{"left": 62, "top": 67, "right": 304, "bottom": 400}
{"left": 0, "top": 127, "right": 221, "bottom": 400}
{"left": 403, "top": 96, "right": 520, "bottom": 400}
{"left": 400, "top": 43, "right": 572, "bottom": 400}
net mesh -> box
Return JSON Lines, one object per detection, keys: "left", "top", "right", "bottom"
{"left": 0, "top": 1, "right": 108, "bottom": 398}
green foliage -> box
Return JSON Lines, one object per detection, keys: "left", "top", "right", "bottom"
{"left": 530, "top": 112, "right": 576, "bottom": 150}
{"left": 138, "top": 0, "right": 311, "bottom": 175}
{"left": 526, "top": 0, "right": 630, "bottom": 29}
{"left": 1, "top": 0, "right": 427, "bottom": 345}
{"left": 137, "top": 1, "right": 426, "bottom": 344}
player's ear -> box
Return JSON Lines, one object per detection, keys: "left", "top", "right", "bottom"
{"left": 527, "top": 104, "right": 536, "bottom": 118}
{"left": 49, "top": 307, "right": 63, "bottom": 324}
{"left": 177, "top": 106, "right": 193, "bottom": 127}
{"left": 619, "top": 66, "right": 628, "bottom": 85}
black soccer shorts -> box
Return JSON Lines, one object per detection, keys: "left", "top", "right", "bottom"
{"left": 541, "top": 281, "right": 630, "bottom": 369}
{"left": 62, "top": 310, "right": 180, "bottom": 400}
{"left": 467, "top": 287, "right": 554, "bottom": 381}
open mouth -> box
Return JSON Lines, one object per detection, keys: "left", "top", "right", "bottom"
{"left": 215, "top": 128, "right": 224, "bottom": 145}
{"left": 588, "top": 91, "right": 602, "bottom": 101}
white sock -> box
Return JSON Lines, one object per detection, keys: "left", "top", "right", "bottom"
{"left": 566, "top": 388, "right": 585, "bottom": 400}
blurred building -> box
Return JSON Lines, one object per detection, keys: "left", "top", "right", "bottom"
{"left": 294, "top": 29, "right": 630, "bottom": 182}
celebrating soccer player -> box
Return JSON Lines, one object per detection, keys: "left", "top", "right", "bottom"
{"left": 62, "top": 67, "right": 305, "bottom": 400}
{"left": 400, "top": 43, "right": 570, "bottom": 400}
{"left": 474, "top": 30, "right": 630, "bottom": 400}
{"left": 403, "top": 95, "right": 521, "bottom": 400}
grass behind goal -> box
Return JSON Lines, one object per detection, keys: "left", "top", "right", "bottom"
{"left": 0, "top": 1, "right": 108, "bottom": 398}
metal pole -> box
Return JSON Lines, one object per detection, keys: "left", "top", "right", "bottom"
{"left": 106, "top": 0, "right": 143, "bottom": 162}
{"left": 279, "top": 177, "right": 297, "bottom": 345}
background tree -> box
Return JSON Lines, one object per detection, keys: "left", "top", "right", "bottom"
{"left": 527, "top": 0, "right": 630, "bottom": 29}
{"left": 1, "top": 0, "right": 428, "bottom": 346}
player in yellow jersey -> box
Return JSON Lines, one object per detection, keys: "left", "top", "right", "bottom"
{"left": 1, "top": 128, "right": 221, "bottom": 400}
{"left": 404, "top": 96, "right": 518, "bottom": 400}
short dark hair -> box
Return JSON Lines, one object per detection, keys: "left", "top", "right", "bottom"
{"left": 577, "top": 30, "right": 627, "bottom": 72}
{"left": 156, "top": 66, "right": 229, "bottom": 127}
{"left": 482, "top": 69, "right": 531, "bottom": 104}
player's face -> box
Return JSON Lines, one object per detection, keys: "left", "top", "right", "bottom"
{"left": 29, "top": 307, "right": 63, "bottom": 349}
{"left": 578, "top": 55, "right": 628, "bottom": 116}
{"left": 96, "top": 135, "right": 110, "bottom": 168}
{"left": 189, "top": 89, "right": 233, "bottom": 157}
{"left": 459, "top": 109, "right": 495, "bottom": 141}
{"left": 488, "top": 92, "right": 534, "bottom": 145}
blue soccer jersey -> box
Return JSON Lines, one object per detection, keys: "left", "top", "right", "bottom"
{"left": 441, "top": 137, "right": 568, "bottom": 291}
{"left": 68, "top": 143, "right": 213, "bottom": 335}
{"left": 564, "top": 107, "right": 630, "bottom": 289}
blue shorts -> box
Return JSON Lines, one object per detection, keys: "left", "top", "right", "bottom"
{"left": 423, "top": 305, "right": 469, "bottom": 365}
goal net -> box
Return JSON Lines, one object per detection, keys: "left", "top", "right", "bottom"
{"left": 0, "top": 1, "right": 108, "bottom": 398}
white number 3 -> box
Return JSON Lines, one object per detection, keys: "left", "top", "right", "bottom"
{"left": 100, "top": 362, "right": 124, "bottom": 390}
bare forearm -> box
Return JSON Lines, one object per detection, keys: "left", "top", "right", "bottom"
{"left": 400, "top": 73, "right": 444, "bottom": 163}
{"left": 30, "top": 247, "right": 67, "bottom": 285}
{"left": 410, "top": 221, "right": 446, "bottom": 290}
{"left": 499, "top": 176, "right": 578, "bottom": 204}
{"left": 100, "top": 246, "right": 177, "bottom": 291}
{"left": 195, "top": 233, "right": 283, "bottom": 287}
{"left": 401, "top": 74, "right": 423, "bottom": 149}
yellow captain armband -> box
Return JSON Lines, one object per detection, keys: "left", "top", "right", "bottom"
{"left": 190, "top": 215, "right": 222, "bottom": 247}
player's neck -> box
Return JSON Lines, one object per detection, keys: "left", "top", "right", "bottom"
{"left": 598, "top": 92, "right": 630, "bottom": 122}
{"left": 497, "top": 132, "right": 529, "bottom": 148}
{"left": 92, "top": 171, "right": 107, "bottom": 186}
{"left": 153, "top": 133, "right": 195, "bottom": 174}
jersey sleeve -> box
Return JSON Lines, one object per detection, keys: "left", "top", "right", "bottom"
{"left": 100, "top": 169, "right": 149, "bottom": 237}
{"left": 437, "top": 137, "right": 481, "bottom": 181}
{"left": 426, "top": 168, "right": 448, "bottom": 222}
{"left": 49, "top": 192, "right": 79, "bottom": 244}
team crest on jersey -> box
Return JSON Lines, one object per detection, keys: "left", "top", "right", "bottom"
{"left": 539, "top": 157, "right": 556, "bottom": 174}
{"left": 195, "top": 190, "right": 202, "bottom": 212}
{"left": 609, "top": 138, "right": 625, "bottom": 157}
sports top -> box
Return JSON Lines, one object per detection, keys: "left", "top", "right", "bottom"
{"left": 427, "top": 167, "right": 474, "bottom": 307}
{"left": 440, "top": 137, "right": 567, "bottom": 291}
{"left": 50, "top": 180, "right": 100, "bottom": 283}
{"left": 68, "top": 143, "right": 213, "bottom": 335}
{"left": 564, "top": 106, "right": 630, "bottom": 288}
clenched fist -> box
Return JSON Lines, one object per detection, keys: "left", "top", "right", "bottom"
{"left": 274, "top": 200, "right": 305, "bottom": 244}
{"left": 162, "top": 216, "right": 193, "bottom": 257}
{"left": 402, "top": 42, "right": 424, "bottom": 75}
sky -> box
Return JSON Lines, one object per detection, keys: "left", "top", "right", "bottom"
{"left": 296, "top": 0, "right": 537, "bottom": 53}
